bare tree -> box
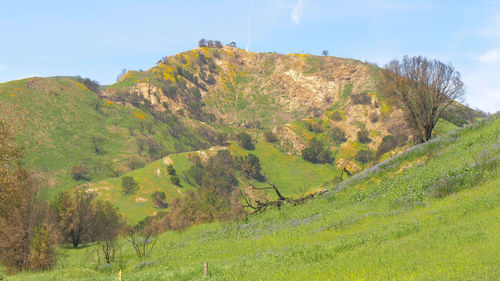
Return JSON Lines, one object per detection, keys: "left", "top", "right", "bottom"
{"left": 198, "top": 38, "right": 207, "bottom": 47}
{"left": 379, "top": 56, "right": 465, "bottom": 142}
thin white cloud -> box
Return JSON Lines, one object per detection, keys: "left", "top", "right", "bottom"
{"left": 479, "top": 48, "right": 500, "bottom": 63}
{"left": 291, "top": 0, "right": 303, "bottom": 24}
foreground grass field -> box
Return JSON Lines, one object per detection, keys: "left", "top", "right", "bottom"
{"left": 5, "top": 115, "right": 499, "bottom": 280}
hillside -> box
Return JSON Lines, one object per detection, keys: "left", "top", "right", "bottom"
{"left": 0, "top": 47, "right": 483, "bottom": 216}
{"left": 6, "top": 112, "right": 499, "bottom": 280}
{"left": 0, "top": 77, "right": 214, "bottom": 195}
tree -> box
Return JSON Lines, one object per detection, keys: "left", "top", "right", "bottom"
{"left": 331, "top": 126, "right": 347, "bottom": 143}
{"left": 215, "top": 40, "right": 223, "bottom": 48}
{"left": 322, "top": 50, "right": 329, "bottom": 56}
{"left": 71, "top": 165, "right": 89, "bottom": 181}
{"left": 90, "top": 135, "right": 105, "bottom": 154}
{"left": 51, "top": 190, "right": 122, "bottom": 249}
{"left": 228, "top": 42, "right": 237, "bottom": 47}
{"left": 116, "top": 69, "right": 127, "bottom": 82}
{"left": 355, "top": 150, "right": 374, "bottom": 165}
{"left": 263, "top": 131, "right": 278, "bottom": 143}
{"left": 121, "top": 176, "right": 138, "bottom": 195}
{"left": 151, "top": 191, "right": 168, "bottom": 209}
{"left": 379, "top": 55, "right": 465, "bottom": 142}
{"left": 236, "top": 132, "right": 254, "bottom": 150}
{"left": 235, "top": 153, "right": 262, "bottom": 180}
{"left": 301, "top": 138, "right": 334, "bottom": 164}
{"left": 170, "top": 175, "right": 181, "bottom": 186}
{"left": 357, "top": 128, "right": 371, "bottom": 143}
{"left": 376, "top": 135, "right": 398, "bottom": 158}
{"left": 0, "top": 110, "right": 55, "bottom": 270}
{"left": 167, "top": 164, "right": 176, "bottom": 175}
{"left": 198, "top": 38, "right": 207, "bottom": 47}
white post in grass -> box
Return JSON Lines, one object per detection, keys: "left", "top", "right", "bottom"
{"left": 204, "top": 262, "right": 208, "bottom": 277}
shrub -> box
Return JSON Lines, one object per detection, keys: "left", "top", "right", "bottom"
{"left": 350, "top": 93, "right": 371, "bottom": 105}
{"left": 263, "top": 131, "right": 278, "bottom": 142}
{"left": 170, "top": 175, "right": 181, "bottom": 186}
{"left": 90, "top": 135, "right": 105, "bottom": 154}
{"left": 122, "top": 176, "right": 138, "bottom": 195}
{"left": 71, "top": 165, "right": 88, "bottom": 181}
{"left": 330, "top": 111, "right": 342, "bottom": 121}
{"left": 167, "top": 164, "right": 176, "bottom": 176}
{"left": 369, "top": 112, "right": 379, "bottom": 123}
{"left": 357, "top": 128, "right": 371, "bottom": 143}
{"left": 331, "top": 126, "right": 347, "bottom": 143}
{"left": 376, "top": 135, "right": 398, "bottom": 157}
{"left": 216, "top": 131, "right": 228, "bottom": 146}
{"left": 301, "top": 138, "right": 334, "bottom": 164}
{"left": 235, "top": 153, "right": 262, "bottom": 180}
{"left": 151, "top": 191, "right": 168, "bottom": 209}
{"left": 355, "top": 150, "right": 374, "bottom": 164}
{"left": 236, "top": 132, "right": 254, "bottom": 150}
{"left": 128, "top": 157, "right": 145, "bottom": 170}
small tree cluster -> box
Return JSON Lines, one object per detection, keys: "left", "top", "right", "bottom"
{"left": 263, "top": 131, "right": 278, "bottom": 143}
{"left": 121, "top": 176, "right": 138, "bottom": 195}
{"left": 301, "top": 138, "right": 334, "bottom": 164}
{"left": 235, "top": 153, "right": 262, "bottom": 180}
{"left": 350, "top": 93, "right": 372, "bottom": 105}
{"left": 236, "top": 132, "right": 254, "bottom": 150}
{"left": 330, "top": 126, "right": 347, "bottom": 143}
{"left": 198, "top": 39, "right": 224, "bottom": 48}
{"left": 357, "top": 128, "right": 371, "bottom": 143}
{"left": 51, "top": 190, "right": 123, "bottom": 248}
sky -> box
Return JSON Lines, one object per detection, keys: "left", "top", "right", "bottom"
{"left": 0, "top": 0, "right": 499, "bottom": 112}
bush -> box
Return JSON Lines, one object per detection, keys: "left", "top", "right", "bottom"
{"left": 170, "top": 175, "right": 181, "bottom": 186}
{"left": 357, "top": 128, "right": 371, "bottom": 143}
{"left": 377, "top": 135, "right": 398, "bottom": 157}
{"left": 151, "top": 191, "right": 168, "bottom": 209}
{"left": 331, "top": 126, "right": 347, "bottom": 143}
{"left": 301, "top": 138, "right": 334, "bottom": 164}
{"left": 330, "top": 111, "right": 343, "bottom": 121}
{"left": 122, "top": 176, "right": 138, "bottom": 195}
{"left": 369, "top": 112, "right": 379, "bottom": 123}
{"left": 71, "top": 165, "right": 88, "bottom": 181}
{"left": 263, "top": 131, "right": 278, "bottom": 143}
{"left": 236, "top": 132, "right": 254, "bottom": 150}
{"left": 235, "top": 153, "right": 262, "bottom": 180}
{"left": 167, "top": 164, "right": 176, "bottom": 176}
{"left": 350, "top": 93, "right": 371, "bottom": 105}
{"left": 355, "top": 150, "right": 374, "bottom": 164}
{"left": 216, "top": 131, "right": 228, "bottom": 146}
{"left": 128, "top": 157, "right": 145, "bottom": 170}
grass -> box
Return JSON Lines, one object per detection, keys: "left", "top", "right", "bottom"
{"left": 6, "top": 114, "right": 499, "bottom": 281}
{"left": 0, "top": 77, "right": 209, "bottom": 198}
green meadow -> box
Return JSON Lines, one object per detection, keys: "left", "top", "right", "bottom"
{"left": 6, "top": 114, "right": 499, "bottom": 281}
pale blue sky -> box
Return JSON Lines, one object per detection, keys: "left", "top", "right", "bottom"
{"left": 0, "top": 0, "right": 499, "bottom": 112}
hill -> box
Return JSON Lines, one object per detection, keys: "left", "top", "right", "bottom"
{"left": 6, "top": 111, "right": 499, "bottom": 280}
{"left": 0, "top": 47, "right": 483, "bottom": 216}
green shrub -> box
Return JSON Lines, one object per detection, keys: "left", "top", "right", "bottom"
{"left": 355, "top": 150, "right": 374, "bottom": 164}
{"left": 331, "top": 126, "right": 347, "bottom": 143}
{"left": 377, "top": 135, "right": 398, "bottom": 157}
{"left": 70, "top": 165, "right": 88, "bottom": 181}
{"left": 122, "top": 176, "right": 138, "bottom": 195}
{"left": 170, "top": 175, "right": 181, "bottom": 186}
{"left": 357, "top": 128, "right": 371, "bottom": 143}
{"left": 330, "top": 111, "right": 343, "bottom": 121}
{"left": 236, "top": 132, "right": 254, "bottom": 150}
{"left": 167, "top": 164, "right": 176, "bottom": 176}
{"left": 263, "top": 131, "right": 278, "bottom": 143}
{"left": 301, "top": 138, "right": 334, "bottom": 164}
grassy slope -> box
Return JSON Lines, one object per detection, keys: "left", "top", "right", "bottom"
{"left": 0, "top": 77, "right": 208, "bottom": 196}
{"left": 8, "top": 115, "right": 499, "bottom": 281}
{"left": 94, "top": 138, "right": 338, "bottom": 224}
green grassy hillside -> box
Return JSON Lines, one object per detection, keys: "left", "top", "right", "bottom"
{"left": 0, "top": 77, "right": 212, "bottom": 196}
{"left": 7, "top": 114, "right": 498, "bottom": 280}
